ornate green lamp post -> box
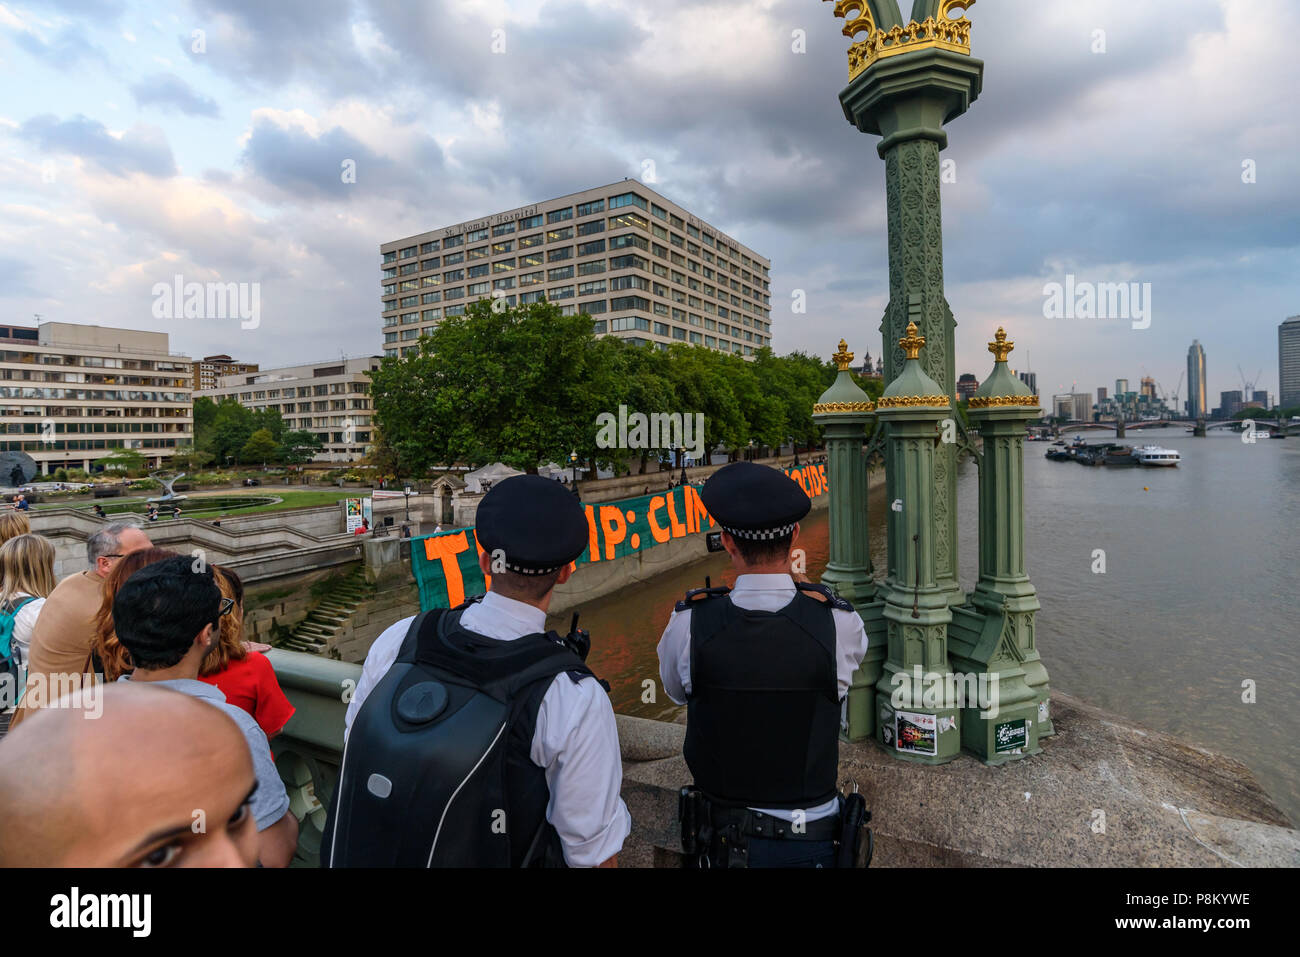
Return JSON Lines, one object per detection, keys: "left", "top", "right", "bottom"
{"left": 812, "top": 340, "right": 885, "bottom": 740}
{"left": 873, "top": 322, "right": 962, "bottom": 764}
{"left": 824, "top": 0, "right": 982, "bottom": 609}
{"left": 950, "top": 328, "right": 1054, "bottom": 763}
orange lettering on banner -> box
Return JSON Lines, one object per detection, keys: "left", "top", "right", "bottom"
{"left": 810, "top": 466, "right": 823, "bottom": 496}
{"left": 818, "top": 463, "right": 828, "bottom": 494}
{"left": 598, "top": 506, "right": 627, "bottom": 560}
{"left": 471, "top": 529, "right": 492, "bottom": 591}
{"left": 647, "top": 496, "right": 671, "bottom": 544}
{"left": 665, "top": 489, "right": 687, "bottom": 538}
{"left": 425, "top": 531, "right": 470, "bottom": 607}
{"left": 686, "top": 484, "right": 713, "bottom": 531}
{"left": 584, "top": 505, "right": 600, "bottom": 563}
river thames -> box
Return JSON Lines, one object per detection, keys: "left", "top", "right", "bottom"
{"left": 558, "top": 428, "right": 1300, "bottom": 825}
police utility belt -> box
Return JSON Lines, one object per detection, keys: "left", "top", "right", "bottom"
{"left": 678, "top": 787, "right": 872, "bottom": 869}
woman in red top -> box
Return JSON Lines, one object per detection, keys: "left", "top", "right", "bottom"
{"left": 199, "top": 566, "right": 296, "bottom": 739}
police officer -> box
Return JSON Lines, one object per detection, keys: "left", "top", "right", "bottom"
{"left": 340, "top": 475, "right": 630, "bottom": 867}
{"left": 657, "top": 461, "right": 869, "bottom": 868}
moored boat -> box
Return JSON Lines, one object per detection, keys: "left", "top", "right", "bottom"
{"left": 1133, "top": 444, "right": 1180, "bottom": 467}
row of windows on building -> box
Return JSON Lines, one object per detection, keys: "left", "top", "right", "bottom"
{"left": 4, "top": 422, "right": 188, "bottom": 435}
{"left": 1, "top": 438, "right": 184, "bottom": 453}
{"left": 384, "top": 192, "right": 768, "bottom": 275}
{"left": 1, "top": 355, "right": 191, "bottom": 375}
{"left": 224, "top": 382, "right": 371, "bottom": 401}
{"left": 385, "top": 224, "right": 768, "bottom": 293}
{"left": 383, "top": 232, "right": 769, "bottom": 310}
{"left": 2, "top": 406, "right": 189, "bottom": 419}
{"left": 0, "top": 387, "right": 191, "bottom": 403}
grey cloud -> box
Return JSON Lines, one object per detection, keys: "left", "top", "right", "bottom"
{"left": 131, "top": 73, "right": 222, "bottom": 117}
{"left": 19, "top": 115, "right": 177, "bottom": 177}
{"left": 238, "top": 116, "right": 443, "bottom": 202}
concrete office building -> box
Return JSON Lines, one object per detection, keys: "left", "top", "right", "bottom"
{"left": 957, "top": 373, "right": 979, "bottom": 400}
{"left": 199, "top": 356, "right": 381, "bottom": 463}
{"left": 1097, "top": 386, "right": 1108, "bottom": 403}
{"left": 1280, "top": 317, "right": 1300, "bottom": 409}
{"left": 1017, "top": 370, "right": 1037, "bottom": 395}
{"left": 193, "top": 354, "right": 258, "bottom": 393}
{"left": 0, "top": 321, "right": 192, "bottom": 475}
{"left": 1072, "top": 393, "right": 1092, "bottom": 422}
{"left": 380, "top": 180, "right": 772, "bottom": 359}
{"left": 1187, "top": 340, "right": 1207, "bottom": 419}
{"left": 1115, "top": 378, "right": 1128, "bottom": 397}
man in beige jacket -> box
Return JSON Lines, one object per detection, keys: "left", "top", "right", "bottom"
{"left": 8, "top": 521, "right": 151, "bottom": 729}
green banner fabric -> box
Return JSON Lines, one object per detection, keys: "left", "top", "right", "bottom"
{"left": 410, "top": 462, "right": 829, "bottom": 611}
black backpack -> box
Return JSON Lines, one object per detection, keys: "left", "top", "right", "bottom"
{"left": 323, "top": 605, "right": 596, "bottom": 867}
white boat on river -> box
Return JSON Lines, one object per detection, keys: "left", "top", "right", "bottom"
{"left": 1133, "top": 445, "right": 1180, "bottom": 467}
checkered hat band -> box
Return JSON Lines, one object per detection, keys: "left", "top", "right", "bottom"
{"left": 504, "top": 562, "right": 564, "bottom": 576}
{"left": 722, "top": 523, "right": 796, "bottom": 541}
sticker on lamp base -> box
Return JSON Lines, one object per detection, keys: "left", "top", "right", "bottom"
{"left": 895, "top": 711, "right": 937, "bottom": 755}
{"left": 995, "top": 719, "right": 1028, "bottom": 753}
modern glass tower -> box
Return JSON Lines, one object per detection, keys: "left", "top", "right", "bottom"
{"left": 1187, "top": 340, "right": 1207, "bottom": 419}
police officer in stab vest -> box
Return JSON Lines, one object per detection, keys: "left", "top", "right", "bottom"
{"left": 332, "top": 475, "right": 631, "bottom": 868}
{"left": 657, "top": 462, "right": 870, "bottom": 867}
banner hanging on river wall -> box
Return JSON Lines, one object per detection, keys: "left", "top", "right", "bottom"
{"left": 410, "top": 462, "right": 829, "bottom": 610}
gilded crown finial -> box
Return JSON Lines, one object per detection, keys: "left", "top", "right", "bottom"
{"left": 899, "top": 321, "right": 926, "bottom": 360}
{"left": 987, "top": 326, "right": 1014, "bottom": 363}
{"left": 832, "top": 339, "right": 854, "bottom": 371}
{"left": 825, "top": 0, "right": 975, "bottom": 80}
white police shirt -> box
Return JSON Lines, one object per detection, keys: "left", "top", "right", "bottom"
{"left": 656, "top": 573, "right": 870, "bottom": 824}
{"left": 344, "top": 591, "right": 631, "bottom": 867}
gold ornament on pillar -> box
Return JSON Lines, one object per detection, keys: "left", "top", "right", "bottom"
{"left": 899, "top": 321, "right": 926, "bottom": 360}
{"left": 987, "top": 327, "right": 1014, "bottom": 362}
{"left": 833, "top": 339, "right": 855, "bottom": 371}
{"left": 824, "top": 0, "right": 975, "bottom": 80}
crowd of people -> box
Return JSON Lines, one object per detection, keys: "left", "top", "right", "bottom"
{"left": 0, "top": 514, "right": 299, "bottom": 867}
{"left": 0, "top": 463, "right": 870, "bottom": 870}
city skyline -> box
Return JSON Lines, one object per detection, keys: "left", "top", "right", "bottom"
{"left": 1, "top": 0, "right": 1295, "bottom": 406}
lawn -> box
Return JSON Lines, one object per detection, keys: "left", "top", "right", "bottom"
{"left": 33, "top": 488, "right": 359, "bottom": 519}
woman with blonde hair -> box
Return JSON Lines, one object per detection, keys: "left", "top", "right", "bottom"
{"left": 0, "top": 533, "right": 56, "bottom": 686}
{"left": 90, "top": 547, "right": 179, "bottom": 681}
{"left": 199, "top": 565, "right": 294, "bottom": 739}
{"left": 0, "top": 511, "right": 31, "bottom": 549}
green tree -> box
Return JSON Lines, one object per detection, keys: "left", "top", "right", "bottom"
{"left": 98, "top": 447, "right": 146, "bottom": 473}
{"left": 171, "top": 448, "right": 214, "bottom": 471}
{"left": 279, "top": 429, "right": 323, "bottom": 465}
{"left": 209, "top": 399, "right": 255, "bottom": 465}
{"left": 371, "top": 299, "right": 618, "bottom": 473}
{"left": 241, "top": 428, "right": 279, "bottom": 464}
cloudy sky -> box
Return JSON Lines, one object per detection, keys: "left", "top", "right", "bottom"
{"left": 1, "top": 0, "right": 1295, "bottom": 407}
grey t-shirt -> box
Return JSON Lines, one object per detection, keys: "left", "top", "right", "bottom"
{"left": 118, "top": 675, "right": 291, "bottom": 831}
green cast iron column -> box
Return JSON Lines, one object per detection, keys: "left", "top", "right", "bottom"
{"left": 827, "top": 0, "right": 983, "bottom": 608}
{"left": 812, "top": 339, "right": 885, "bottom": 740}
{"left": 949, "top": 329, "right": 1053, "bottom": 763}
{"left": 873, "top": 322, "right": 961, "bottom": 764}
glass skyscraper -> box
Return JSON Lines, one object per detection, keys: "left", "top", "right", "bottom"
{"left": 1187, "top": 340, "right": 1207, "bottom": 419}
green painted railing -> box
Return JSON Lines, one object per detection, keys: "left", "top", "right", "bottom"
{"left": 265, "top": 648, "right": 361, "bottom": 867}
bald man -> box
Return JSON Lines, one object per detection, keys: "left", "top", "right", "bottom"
{"left": 0, "top": 683, "right": 261, "bottom": 867}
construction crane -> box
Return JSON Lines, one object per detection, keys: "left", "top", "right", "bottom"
{"left": 1171, "top": 370, "right": 1184, "bottom": 415}
{"left": 1238, "top": 365, "right": 1262, "bottom": 397}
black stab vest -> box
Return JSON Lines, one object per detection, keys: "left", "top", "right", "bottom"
{"left": 683, "top": 592, "right": 841, "bottom": 809}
